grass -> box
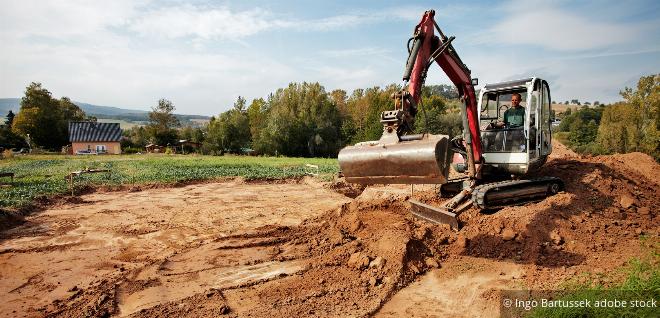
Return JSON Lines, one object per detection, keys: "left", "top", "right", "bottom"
{"left": 0, "top": 154, "right": 339, "bottom": 209}
{"left": 524, "top": 236, "right": 659, "bottom": 318}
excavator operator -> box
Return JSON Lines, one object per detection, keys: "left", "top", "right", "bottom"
{"left": 496, "top": 93, "right": 525, "bottom": 128}
{"left": 492, "top": 92, "right": 526, "bottom": 151}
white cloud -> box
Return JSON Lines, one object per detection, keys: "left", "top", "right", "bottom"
{"left": 476, "top": 0, "right": 643, "bottom": 51}
{"left": 128, "top": 5, "right": 290, "bottom": 40}
{"left": 126, "top": 5, "right": 426, "bottom": 40}
{"left": 0, "top": 0, "right": 143, "bottom": 38}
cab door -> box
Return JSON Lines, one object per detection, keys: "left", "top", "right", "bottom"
{"left": 539, "top": 80, "right": 552, "bottom": 155}
{"left": 527, "top": 80, "right": 540, "bottom": 160}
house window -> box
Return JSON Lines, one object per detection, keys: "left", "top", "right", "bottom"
{"left": 96, "top": 145, "right": 107, "bottom": 153}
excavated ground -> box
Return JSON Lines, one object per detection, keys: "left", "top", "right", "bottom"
{"left": 0, "top": 143, "right": 658, "bottom": 317}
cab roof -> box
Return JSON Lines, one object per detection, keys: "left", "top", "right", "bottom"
{"left": 483, "top": 78, "right": 535, "bottom": 91}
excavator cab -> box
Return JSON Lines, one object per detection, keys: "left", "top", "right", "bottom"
{"left": 478, "top": 77, "right": 553, "bottom": 175}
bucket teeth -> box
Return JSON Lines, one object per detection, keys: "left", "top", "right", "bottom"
{"left": 409, "top": 199, "right": 459, "bottom": 230}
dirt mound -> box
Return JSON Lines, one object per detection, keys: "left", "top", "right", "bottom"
{"left": 450, "top": 152, "right": 658, "bottom": 289}
{"left": 328, "top": 177, "right": 366, "bottom": 198}
{"left": 549, "top": 140, "right": 579, "bottom": 159}
{"left": 591, "top": 152, "right": 660, "bottom": 185}
{"left": 125, "top": 195, "right": 452, "bottom": 317}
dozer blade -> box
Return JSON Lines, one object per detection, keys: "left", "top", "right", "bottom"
{"left": 409, "top": 199, "right": 459, "bottom": 230}
{"left": 338, "top": 133, "right": 452, "bottom": 185}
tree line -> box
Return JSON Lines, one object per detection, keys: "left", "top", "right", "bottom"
{"left": 121, "top": 83, "right": 462, "bottom": 157}
{"left": 4, "top": 75, "right": 656, "bottom": 161}
{"left": 555, "top": 74, "right": 659, "bottom": 160}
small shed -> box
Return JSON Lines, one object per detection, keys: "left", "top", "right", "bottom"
{"left": 69, "top": 122, "right": 122, "bottom": 154}
{"left": 145, "top": 144, "right": 164, "bottom": 153}
{"left": 178, "top": 139, "right": 202, "bottom": 154}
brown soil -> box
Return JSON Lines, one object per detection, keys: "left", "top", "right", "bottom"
{"left": 1, "top": 144, "right": 658, "bottom": 317}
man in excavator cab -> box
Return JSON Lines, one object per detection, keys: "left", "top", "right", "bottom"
{"left": 493, "top": 92, "right": 526, "bottom": 151}
{"left": 499, "top": 93, "right": 525, "bottom": 128}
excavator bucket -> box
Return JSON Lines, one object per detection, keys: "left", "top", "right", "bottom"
{"left": 338, "top": 133, "right": 452, "bottom": 185}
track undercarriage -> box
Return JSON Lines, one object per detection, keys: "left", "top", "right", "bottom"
{"left": 410, "top": 176, "right": 564, "bottom": 230}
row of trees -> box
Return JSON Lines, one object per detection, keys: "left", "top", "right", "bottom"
{"left": 0, "top": 80, "right": 462, "bottom": 156}
{"left": 10, "top": 76, "right": 654, "bottom": 160}
{"left": 555, "top": 74, "right": 659, "bottom": 160}
{"left": 555, "top": 99, "right": 601, "bottom": 106}
{"left": 121, "top": 83, "right": 462, "bottom": 157}
{"left": 215, "top": 83, "right": 461, "bottom": 157}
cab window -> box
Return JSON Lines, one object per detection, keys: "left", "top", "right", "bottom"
{"left": 480, "top": 90, "right": 527, "bottom": 129}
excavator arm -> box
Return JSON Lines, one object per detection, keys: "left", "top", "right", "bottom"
{"left": 402, "top": 10, "right": 482, "bottom": 177}
{"left": 338, "top": 10, "right": 482, "bottom": 186}
{"left": 337, "top": 10, "right": 485, "bottom": 228}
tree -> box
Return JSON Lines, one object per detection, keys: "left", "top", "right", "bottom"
{"left": 246, "top": 98, "right": 269, "bottom": 148}
{"left": 598, "top": 74, "right": 659, "bottom": 159}
{"left": 255, "top": 82, "right": 342, "bottom": 157}
{"left": 206, "top": 96, "right": 251, "bottom": 154}
{"left": 414, "top": 90, "right": 460, "bottom": 137}
{"left": 147, "top": 98, "right": 180, "bottom": 145}
{"left": 559, "top": 106, "right": 603, "bottom": 133}
{"left": 342, "top": 85, "right": 399, "bottom": 144}
{"left": 12, "top": 82, "right": 86, "bottom": 150}
{"left": 424, "top": 84, "right": 459, "bottom": 99}
{"left": 123, "top": 126, "right": 149, "bottom": 149}
{"left": 5, "top": 111, "right": 15, "bottom": 127}
{"left": 568, "top": 117, "right": 598, "bottom": 146}
{"left": 233, "top": 96, "right": 246, "bottom": 112}
{"left": 1, "top": 110, "right": 25, "bottom": 150}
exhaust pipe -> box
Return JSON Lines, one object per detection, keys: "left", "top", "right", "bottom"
{"left": 338, "top": 133, "right": 452, "bottom": 185}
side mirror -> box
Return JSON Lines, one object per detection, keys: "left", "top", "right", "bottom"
{"left": 471, "top": 78, "right": 478, "bottom": 86}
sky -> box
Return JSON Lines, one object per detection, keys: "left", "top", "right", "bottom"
{"left": 1, "top": 0, "right": 659, "bottom": 115}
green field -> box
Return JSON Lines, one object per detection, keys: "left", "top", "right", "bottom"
{"left": 96, "top": 118, "right": 146, "bottom": 129}
{"left": 0, "top": 154, "right": 339, "bottom": 209}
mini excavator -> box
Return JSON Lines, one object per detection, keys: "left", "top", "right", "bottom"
{"left": 338, "top": 10, "right": 563, "bottom": 230}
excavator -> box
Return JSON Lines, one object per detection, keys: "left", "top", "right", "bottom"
{"left": 338, "top": 10, "right": 563, "bottom": 230}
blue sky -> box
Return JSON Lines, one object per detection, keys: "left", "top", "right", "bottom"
{"left": 1, "top": 0, "right": 659, "bottom": 115}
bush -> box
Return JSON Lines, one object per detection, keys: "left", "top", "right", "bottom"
{"left": 122, "top": 147, "right": 143, "bottom": 154}
{"left": 2, "top": 149, "right": 13, "bottom": 159}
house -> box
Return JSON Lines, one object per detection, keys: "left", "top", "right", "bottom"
{"left": 68, "top": 122, "right": 122, "bottom": 154}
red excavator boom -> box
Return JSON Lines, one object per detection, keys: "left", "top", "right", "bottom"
{"left": 405, "top": 10, "right": 483, "bottom": 174}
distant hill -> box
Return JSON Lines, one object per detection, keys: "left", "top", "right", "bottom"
{"left": 0, "top": 98, "right": 209, "bottom": 127}
{"left": 0, "top": 98, "right": 20, "bottom": 115}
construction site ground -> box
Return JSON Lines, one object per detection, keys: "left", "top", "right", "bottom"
{"left": 1, "top": 142, "right": 658, "bottom": 317}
